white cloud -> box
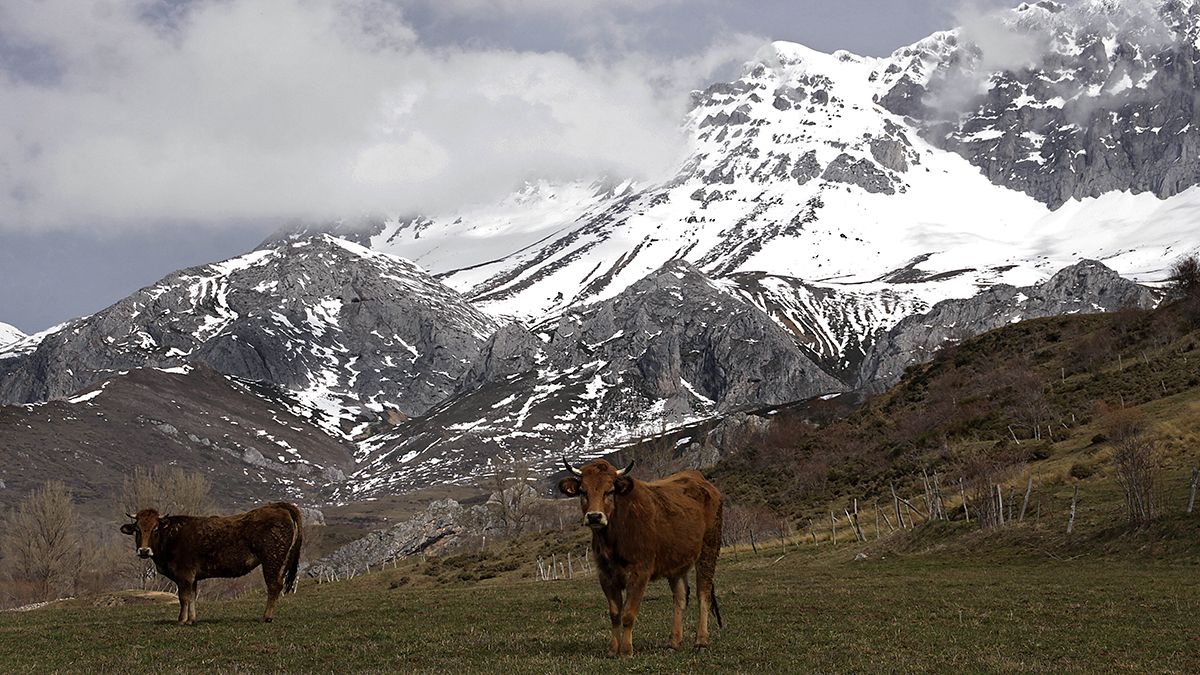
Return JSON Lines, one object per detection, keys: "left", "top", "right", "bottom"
{"left": 0, "top": 0, "right": 761, "bottom": 230}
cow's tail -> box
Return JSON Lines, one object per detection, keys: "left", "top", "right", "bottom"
{"left": 711, "top": 496, "right": 723, "bottom": 628}
{"left": 710, "top": 583, "right": 723, "bottom": 628}
{"left": 278, "top": 502, "right": 304, "bottom": 594}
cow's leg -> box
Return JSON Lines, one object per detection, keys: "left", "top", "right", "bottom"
{"left": 189, "top": 581, "right": 199, "bottom": 624}
{"left": 177, "top": 579, "right": 196, "bottom": 626}
{"left": 599, "top": 575, "right": 624, "bottom": 657}
{"left": 618, "top": 569, "right": 649, "bottom": 657}
{"left": 695, "top": 539, "right": 719, "bottom": 650}
{"left": 262, "top": 560, "right": 285, "bottom": 622}
{"left": 668, "top": 576, "right": 687, "bottom": 651}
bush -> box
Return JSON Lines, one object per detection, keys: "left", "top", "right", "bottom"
{"left": 1069, "top": 463, "right": 1096, "bottom": 480}
{"left": 1169, "top": 255, "right": 1200, "bottom": 296}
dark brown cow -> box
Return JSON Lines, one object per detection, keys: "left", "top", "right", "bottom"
{"left": 119, "top": 502, "right": 303, "bottom": 625}
{"left": 558, "top": 458, "right": 723, "bottom": 657}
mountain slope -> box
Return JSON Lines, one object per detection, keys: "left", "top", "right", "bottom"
{"left": 0, "top": 322, "right": 23, "bottom": 349}
{"left": 355, "top": 19, "right": 1197, "bottom": 370}
{"left": 0, "top": 235, "right": 501, "bottom": 437}
{"left": 340, "top": 260, "right": 844, "bottom": 499}
{"left": 858, "top": 259, "right": 1161, "bottom": 388}
{"left": 0, "top": 365, "right": 356, "bottom": 510}
{"left": 881, "top": 0, "right": 1200, "bottom": 208}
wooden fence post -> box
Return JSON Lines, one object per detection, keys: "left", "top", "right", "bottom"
{"left": 960, "top": 477, "right": 970, "bottom": 522}
{"left": 830, "top": 511, "right": 838, "bottom": 545}
{"left": 881, "top": 509, "right": 896, "bottom": 533}
{"left": 1019, "top": 477, "right": 1033, "bottom": 522}
{"left": 1187, "top": 469, "right": 1199, "bottom": 515}
{"left": 890, "top": 483, "right": 905, "bottom": 529}
{"left": 1067, "top": 485, "right": 1078, "bottom": 535}
{"left": 933, "top": 472, "right": 946, "bottom": 520}
{"left": 996, "top": 485, "right": 1005, "bottom": 526}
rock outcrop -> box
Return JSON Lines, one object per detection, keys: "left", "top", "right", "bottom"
{"left": 879, "top": 1, "right": 1200, "bottom": 208}
{"left": 303, "top": 498, "right": 479, "bottom": 579}
{"left": 340, "top": 260, "right": 846, "bottom": 500}
{"left": 857, "top": 260, "right": 1160, "bottom": 389}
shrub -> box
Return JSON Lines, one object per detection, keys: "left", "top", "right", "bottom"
{"left": 1069, "top": 463, "right": 1095, "bottom": 480}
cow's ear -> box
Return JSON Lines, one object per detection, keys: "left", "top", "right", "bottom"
{"left": 613, "top": 476, "right": 633, "bottom": 495}
{"left": 120, "top": 523, "right": 136, "bottom": 535}
{"left": 558, "top": 477, "right": 580, "bottom": 496}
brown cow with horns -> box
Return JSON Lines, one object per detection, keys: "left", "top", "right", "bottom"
{"left": 559, "top": 458, "right": 723, "bottom": 656}
{"left": 119, "top": 502, "right": 303, "bottom": 625}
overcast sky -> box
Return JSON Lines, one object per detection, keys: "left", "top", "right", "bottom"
{"left": 0, "top": 0, "right": 1014, "bottom": 333}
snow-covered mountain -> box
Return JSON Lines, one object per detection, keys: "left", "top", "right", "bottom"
{"left": 361, "top": 0, "right": 1198, "bottom": 357}
{"left": 4, "top": 0, "right": 1199, "bottom": 501}
{"left": 0, "top": 235, "right": 499, "bottom": 438}
{"left": 0, "top": 322, "right": 24, "bottom": 349}
{"left": 885, "top": 0, "right": 1200, "bottom": 208}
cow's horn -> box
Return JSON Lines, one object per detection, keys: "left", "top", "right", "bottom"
{"left": 125, "top": 512, "right": 137, "bottom": 520}
{"left": 615, "top": 460, "right": 635, "bottom": 476}
{"left": 562, "top": 457, "right": 583, "bottom": 477}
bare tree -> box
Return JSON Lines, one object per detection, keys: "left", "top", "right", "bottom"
{"left": 118, "top": 466, "right": 213, "bottom": 516}
{"left": 114, "top": 466, "right": 212, "bottom": 591}
{"left": 480, "top": 458, "right": 540, "bottom": 536}
{"left": 1113, "top": 437, "right": 1160, "bottom": 525}
{"left": 955, "top": 450, "right": 1023, "bottom": 530}
{"left": 1006, "top": 366, "right": 1052, "bottom": 441}
{"left": 0, "top": 482, "right": 82, "bottom": 602}
{"left": 1105, "top": 409, "right": 1161, "bottom": 526}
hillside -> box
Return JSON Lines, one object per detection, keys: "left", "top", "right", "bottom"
{"left": 0, "top": 365, "right": 356, "bottom": 511}
{"left": 699, "top": 292, "right": 1200, "bottom": 541}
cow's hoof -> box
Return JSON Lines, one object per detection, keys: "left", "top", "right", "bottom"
{"left": 264, "top": 618, "right": 273, "bottom": 623}
{"left": 693, "top": 644, "right": 708, "bottom": 653}
{"left": 667, "top": 642, "right": 681, "bottom": 652}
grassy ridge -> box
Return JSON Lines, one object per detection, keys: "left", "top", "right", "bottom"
{"left": 1, "top": 543, "right": 1197, "bottom": 673}
{"left": 709, "top": 302, "right": 1200, "bottom": 530}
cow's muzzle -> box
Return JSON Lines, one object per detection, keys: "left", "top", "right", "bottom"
{"left": 585, "top": 512, "right": 607, "bottom": 528}
{"left": 137, "top": 547, "right": 153, "bottom": 559}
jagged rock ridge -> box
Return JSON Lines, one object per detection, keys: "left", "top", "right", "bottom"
{"left": 0, "top": 235, "right": 500, "bottom": 437}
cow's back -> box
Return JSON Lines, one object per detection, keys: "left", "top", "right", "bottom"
{"left": 183, "top": 504, "right": 299, "bottom": 580}
{"left": 632, "top": 470, "right": 722, "bottom": 579}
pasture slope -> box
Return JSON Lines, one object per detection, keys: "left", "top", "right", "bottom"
{"left": 0, "top": 538, "right": 1196, "bottom": 673}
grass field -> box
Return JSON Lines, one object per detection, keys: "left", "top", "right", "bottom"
{"left": 2, "top": 539, "right": 1197, "bottom": 673}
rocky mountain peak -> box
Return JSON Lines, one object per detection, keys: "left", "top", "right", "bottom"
{"left": 0, "top": 235, "right": 502, "bottom": 437}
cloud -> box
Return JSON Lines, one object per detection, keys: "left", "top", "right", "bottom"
{"left": 0, "top": 0, "right": 761, "bottom": 230}
{"left": 925, "top": 0, "right": 1182, "bottom": 119}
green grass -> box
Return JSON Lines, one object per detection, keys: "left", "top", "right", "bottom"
{"left": 2, "top": 544, "right": 1197, "bottom": 673}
